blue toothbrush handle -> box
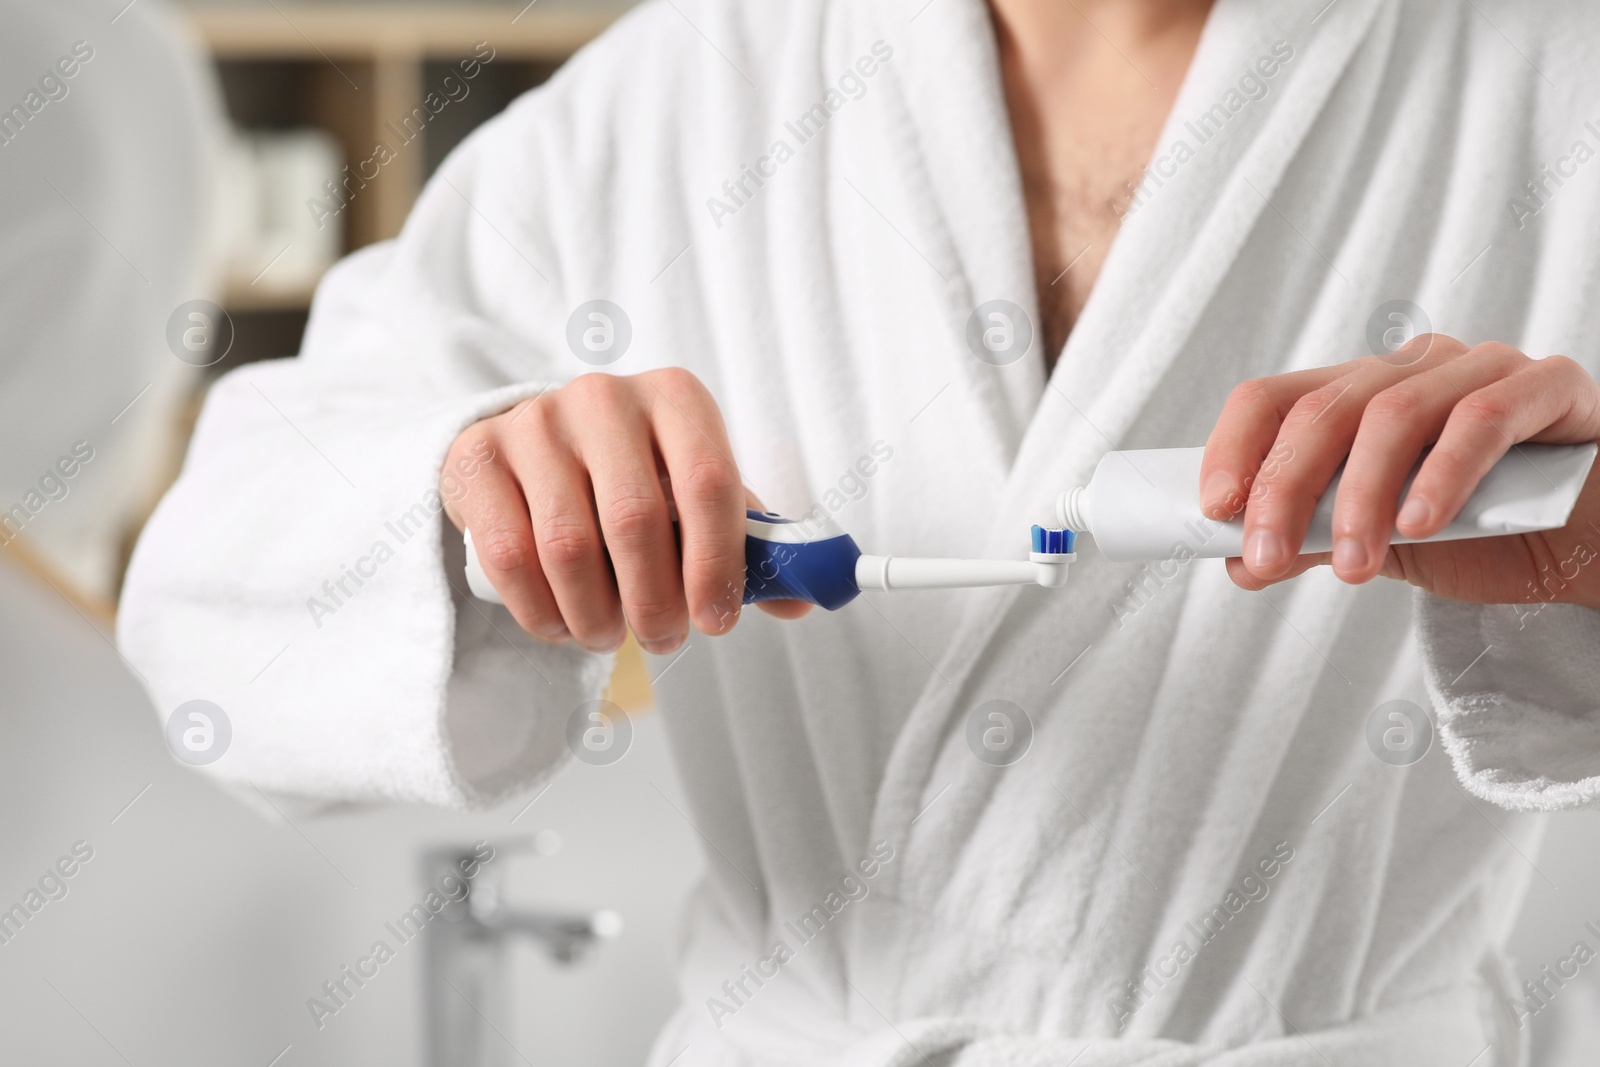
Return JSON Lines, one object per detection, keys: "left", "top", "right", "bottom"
{"left": 740, "top": 510, "right": 863, "bottom": 611}
{"left": 465, "top": 509, "right": 865, "bottom": 612}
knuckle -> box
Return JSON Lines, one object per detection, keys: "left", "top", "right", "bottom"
{"left": 648, "top": 365, "right": 703, "bottom": 398}
{"left": 1469, "top": 340, "right": 1525, "bottom": 367}
{"left": 476, "top": 526, "right": 535, "bottom": 573}
{"left": 1329, "top": 484, "right": 1380, "bottom": 535}
{"left": 1214, "top": 486, "right": 1251, "bottom": 519}
{"left": 1246, "top": 478, "right": 1285, "bottom": 510}
{"left": 677, "top": 454, "right": 740, "bottom": 503}
{"left": 1330, "top": 515, "right": 1366, "bottom": 541}
{"left": 498, "top": 395, "right": 556, "bottom": 443}
{"left": 1244, "top": 457, "right": 1287, "bottom": 498}
{"left": 1226, "top": 377, "right": 1275, "bottom": 411}
{"left": 684, "top": 551, "right": 746, "bottom": 599}
{"left": 520, "top": 394, "right": 556, "bottom": 430}
{"left": 1421, "top": 448, "right": 1472, "bottom": 489}
{"left": 452, "top": 425, "right": 502, "bottom": 473}
{"left": 601, "top": 487, "right": 665, "bottom": 544}
{"left": 1244, "top": 460, "right": 1309, "bottom": 511}
{"left": 626, "top": 594, "right": 685, "bottom": 637}
{"left": 1414, "top": 333, "right": 1467, "bottom": 359}
{"left": 564, "top": 372, "right": 620, "bottom": 408}
{"left": 1537, "top": 353, "right": 1583, "bottom": 379}
{"left": 1258, "top": 440, "right": 1297, "bottom": 478}
{"left": 1285, "top": 384, "right": 1347, "bottom": 427}
{"left": 1364, "top": 387, "right": 1423, "bottom": 423}
{"left": 1461, "top": 390, "right": 1512, "bottom": 426}
{"left": 537, "top": 516, "right": 594, "bottom": 570}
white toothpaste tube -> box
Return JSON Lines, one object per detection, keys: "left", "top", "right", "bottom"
{"left": 1055, "top": 442, "right": 1597, "bottom": 563}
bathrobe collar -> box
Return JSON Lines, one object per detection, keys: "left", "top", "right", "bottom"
{"left": 859, "top": 0, "right": 1043, "bottom": 467}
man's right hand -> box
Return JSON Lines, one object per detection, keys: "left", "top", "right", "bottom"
{"left": 442, "top": 368, "right": 809, "bottom": 654}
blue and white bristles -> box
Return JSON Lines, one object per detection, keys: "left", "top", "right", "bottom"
{"left": 1029, "top": 526, "right": 1077, "bottom": 560}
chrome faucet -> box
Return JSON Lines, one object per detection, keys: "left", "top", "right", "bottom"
{"left": 423, "top": 836, "right": 621, "bottom": 1067}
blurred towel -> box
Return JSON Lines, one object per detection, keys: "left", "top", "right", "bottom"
{"left": 0, "top": 0, "right": 222, "bottom": 598}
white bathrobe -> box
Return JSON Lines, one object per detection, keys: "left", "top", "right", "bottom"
{"left": 119, "top": 0, "right": 1600, "bottom": 1063}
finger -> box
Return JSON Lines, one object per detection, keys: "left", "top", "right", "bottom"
{"left": 1331, "top": 343, "right": 1525, "bottom": 583}
{"left": 1236, "top": 373, "right": 1375, "bottom": 579}
{"left": 1401, "top": 354, "right": 1598, "bottom": 538}
{"left": 646, "top": 368, "right": 750, "bottom": 635}
{"left": 517, "top": 401, "right": 625, "bottom": 652}
{"left": 1225, "top": 552, "right": 1331, "bottom": 591}
{"left": 1241, "top": 339, "right": 1475, "bottom": 578}
{"left": 1199, "top": 367, "right": 1342, "bottom": 520}
{"left": 572, "top": 380, "right": 688, "bottom": 655}
{"left": 454, "top": 448, "right": 569, "bottom": 641}
{"left": 757, "top": 599, "right": 815, "bottom": 619}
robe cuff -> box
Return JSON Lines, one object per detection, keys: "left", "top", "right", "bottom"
{"left": 437, "top": 385, "right": 617, "bottom": 806}
{"left": 1416, "top": 589, "right": 1600, "bottom": 811}
{"left": 119, "top": 369, "right": 610, "bottom": 809}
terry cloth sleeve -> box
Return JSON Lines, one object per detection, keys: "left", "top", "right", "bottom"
{"left": 1416, "top": 589, "right": 1600, "bottom": 812}
{"left": 116, "top": 48, "right": 634, "bottom": 808}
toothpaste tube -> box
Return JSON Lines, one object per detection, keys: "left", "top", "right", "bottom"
{"left": 1055, "top": 442, "right": 1597, "bottom": 563}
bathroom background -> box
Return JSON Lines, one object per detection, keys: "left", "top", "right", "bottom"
{"left": 0, "top": 0, "right": 1596, "bottom": 1063}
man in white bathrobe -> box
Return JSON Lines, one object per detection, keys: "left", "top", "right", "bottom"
{"left": 121, "top": 0, "right": 1600, "bottom": 1063}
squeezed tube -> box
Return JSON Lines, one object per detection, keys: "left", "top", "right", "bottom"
{"left": 1056, "top": 442, "right": 1597, "bottom": 563}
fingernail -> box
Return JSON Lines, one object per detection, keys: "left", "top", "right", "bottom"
{"left": 1202, "top": 471, "right": 1236, "bottom": 516}
{"left": 696, "top": 604, "right": 735, "bottom": 635}
{"left": 641, "top": 634, "right": 685, "bottom": 655}
{"left": 1397, "top": 496, "right": 1432, "bottom": 531}
{"left": 1245, "top": 529, "right": 1284, "bottom": 570}
{"left": 541, "top": 625, "right": 571, "bottom": 643}
{"left": 580, "top": 631, "right": 624, "bottom": 654}
{"left": 1332, "top": 538, "right": 1368, "bottom": 574}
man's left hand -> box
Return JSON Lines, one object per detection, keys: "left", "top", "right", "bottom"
{"left": 1198, "top": 335, "right": 1600, "bottom": 609}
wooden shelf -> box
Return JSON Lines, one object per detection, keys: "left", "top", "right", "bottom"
{"left": 222, "top": 278, "right": 323, "bottom": 312}
{"left": 191, "top": 3, "right": 618, "bottom": 306}
{"left": 188, "top": 4, "right": 617, "bottom": 61}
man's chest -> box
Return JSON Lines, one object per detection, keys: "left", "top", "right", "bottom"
{"left": 1015, "top": 138, "right": 1152, "bottom": 365}
{"left": 994, "top": 14, "right": 1207, "bottom": 369}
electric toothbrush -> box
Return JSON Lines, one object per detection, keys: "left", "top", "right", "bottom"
{"left": 462, "top": 511, "right": 1078, "bottom": 610}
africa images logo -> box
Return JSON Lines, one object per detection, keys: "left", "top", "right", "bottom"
{"left": 165, "top": 700, "right": 231, "bottom": 766}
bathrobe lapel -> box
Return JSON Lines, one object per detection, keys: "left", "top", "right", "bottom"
{"left": 865, "top": 0, "right": 1044, "bottom": 468}
{"left": 862, "top": 0, "right": 1390, "bottom": 898}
